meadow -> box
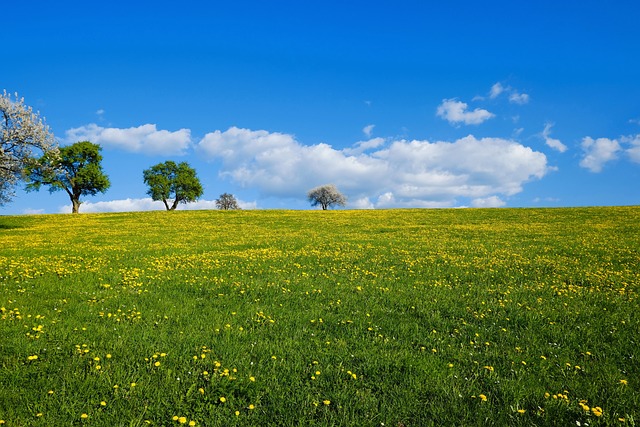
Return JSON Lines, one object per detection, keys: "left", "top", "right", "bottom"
{"left": 0, "top": 207, "right": 638, "bottom": 426}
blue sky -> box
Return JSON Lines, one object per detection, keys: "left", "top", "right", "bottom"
{"left": 3, "top": 0, "right": 639, "bottom": 213}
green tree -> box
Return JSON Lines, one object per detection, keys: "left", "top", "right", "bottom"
{"left": 143, "top": 161, "right": 203, "bottom": 210}
{"left": 1, "top": 90, "right": 58, "bottom": 206}
{"left": 25, "top": 141, "right": 110, "bottom": 213}
{"left": 215, "top": 193, "right": 241, "bottom": 210}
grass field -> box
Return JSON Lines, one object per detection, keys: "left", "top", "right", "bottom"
{"left": 0, "top": 207, "right": 638, "bottom": 426}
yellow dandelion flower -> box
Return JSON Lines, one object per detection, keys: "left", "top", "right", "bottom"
{"left": 189, "top": 421, "right": 196, "bottom": 426}
{"left": 235, "top": 411, "right": 240, "bottom": 416}
{"left": 249, "top": 376, "right": 256, "bottom": 382}
{"left": 248, "top": 404, "right": 255, "bottom": 410}
{"left": 592, "top": 407, "right": 603, "bottom": 417}
{"left": 81, "top": 413, "right": 89, "bottom": 419}
{"left": 130, "top": 382, "right": 136, "bottom": 387}
{"left": 178, "top": 416, "right": 187, "bottom": 423}
{"left": 198, "top": 388, "right": 204, "bottom": 394}
{"left": 106, "top": 354, "right": 112, "bottom": 359}
{"left": 479, "top": 394, "right": 487, "bottom": 402}
{"left": 202, "top": 371, "right": 209, "bottom": 376}
{"left": 154, "top": 361, "right": 161, "bottom": 367}
{"left": 517, "top": 409, "right": 526, "bottom": 414}
{"left": 323, "top": 400, "right": 331, "bottom": 405}
{"left": 172, "top": 416, "right": 179, "bottom": 421}
{"left": 48, "top": 390, "right": 54, "bottom": 395}
{"left": 619, "top": 379, "right": 628, "bottom": 385}
{"left": 219, "top": 396, "right": 226, "bottom": 403}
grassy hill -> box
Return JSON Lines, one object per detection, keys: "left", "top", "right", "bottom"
{"left": 1, "top": 207, "right": 638, "bottom": 426}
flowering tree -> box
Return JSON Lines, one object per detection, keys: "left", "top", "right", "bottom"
{"left": 0, "top": 91, "right": 58, "bottom": 205}
{"left": 215, "top": 193, "right": 241, "bottom": 210}
{"left": 307, "top": 184, "right": 347, "bottom": 210}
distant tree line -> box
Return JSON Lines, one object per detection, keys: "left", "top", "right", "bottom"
{"left": 2, "top": 91, "right": 348, "bottom": 213}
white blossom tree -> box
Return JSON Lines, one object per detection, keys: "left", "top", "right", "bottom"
{"left": 307, "top": 184, "right": 347, "bottom": 210}
{"left": 1, "top": 91, "right": 58, "bottom": 205}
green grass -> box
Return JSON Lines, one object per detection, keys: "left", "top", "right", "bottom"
{"left": 0, "top": 207, "right": 638, "bottom": 426}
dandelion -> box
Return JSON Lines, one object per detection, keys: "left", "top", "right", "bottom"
{"left": 154, "top": 361, "right": 161, "bottom": 367}
{"left": 189, "top": 421, "right": 196, "bottom": 426}
{"left": 100, "top": 401, "right": 107, "bottom": 406}
{"left": 81, "top": 413, "right": 88, "bottom": 419}
{"left": 48, "top": 390, "right": 54, "bottom": 395}
{"left": 249, "top": 376, "right": 256, "bottom": 382}
{"left": 592, "top": 407, "right": 603, "bottom": 417}
{"left": 172, "top": 416, "right": 179, "bottom": 421}
{"left": 130, "top": 382, "right": 136, "bottom": 387}
{"left": 323, "top": 400, "right": 331, "bottom": 405}
{"left": 27, "top": 355, "right": 38, "bottom": 361}
{"left": 248, "top": 404, "right": 255, "bottom": 410}
{"left": 517, "top": 409, "right": 526, "bottom": 414}
{"left": 479, "top": 394, "right": 487, "bottom": 402}
{"left": 106, "top": 354, "right": 112, "bottom": 359}
{"left": 178, "top": 416, "right": 187, "bottom": 424}
{"left": 219, "top": 396, "right": 226, "bottom": 403}
{"left": 235, "top": 411, "right": 240, "bottom": 416}
{"left": 198, "top": 388, "right": 204, "bottom": 394}
{"left": 619, "top": 379, "right": 628, "bottom": 385}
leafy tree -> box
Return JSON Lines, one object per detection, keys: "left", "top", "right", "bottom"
{"left": 215, "top": 193, "right": 241, "bottom": 210}
{"left": 25, "top": 141, "right": 110, "bottom": 213}
{"left": 1, "top": 91, "right": 58, "bottom": 205}
{"left": 307, "top": 184, "right": 347, "bottom": 210}
{"left": 143, "top": 161, "right": 203, "bottom": 210}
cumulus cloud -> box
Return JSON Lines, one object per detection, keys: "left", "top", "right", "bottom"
{"left": 471, "top": 196, "right": 506, "bottom": 208}
{"left": 65, "top": 124, "right": 191, "bottom": 156}
{"left": 58, "top": 197, "right": 257, "bottom": 213}
{"left": 343, "top": 137, "right": 386, "bottom": 156}
{"left": 436, "top": 99, "right": 495, "bottom": 125}
{"left": 541, "top": 123, "right": 568, "bottom": 153}
{"left": 196, "top": 127, "right": 548, "bottom": 208}
{"left": 622, "top": 134, "right": 640, "bottom": 163}
{"left": 579, "top": 137, "right": 621, "bottom": 172}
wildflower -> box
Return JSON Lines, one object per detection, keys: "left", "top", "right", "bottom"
{"left": 27, "top": 355, "right": 38, "bottom": 361}
{"left": 154, "top": 361, "right": 161, "bottom": 367}
{"left": 323, "top": 400, "right": 331, "bottom": 405}
{"left": 198, "top": 388, "right": 204, "bottom": 394}
{"left": 592, "top": 407, "right": 603, "bottom": 417}
{"left": 106, "top": 354, "right": 112, "bottom": 359}
{"left": 81, "top": 413, "right": 89, "bottom": 419}
{"left": 100, "top": 401, "right": 107, "bottom": 406}
{"left": 48, "top": 390, "right": 54, "bottom": 395}
{"left": 178, "top": 416, "right": 187, "bottom": 424}
{"left": 219, "top": 396, "right": 226, "bottom": 403}
{"left": 517, "top": 409, "right": 526, "bottom": 414}
{"left": 235, "top": 411, "right": 240, "bottom": 416}
{"left": 619, "top": 379, "right": 628, "bottom": 385}
{"left": 189, "top": 421, "right": 196, "bottom": 426}
{"left": 248, "top": 404, "right": 255, "bottom": 410}
{"left": 478, "top": 394, "right": 487, "bottom": 402}
{"left": 130, "top": 382, "right": 136, "bottom": 387}
{"left": 249, "top": 376, "right": 256, "bottom": 382}
{"left": 172, "top": 416, "right": 179, "bottom": 421}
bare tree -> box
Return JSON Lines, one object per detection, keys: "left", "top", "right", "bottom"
{"left": 215, "top": 193, "right": 241, "bottom": 210}
{"left": 1, "top": 91, "right": 58, "bottom": 205}
{"left": 307, "top": 184, "right": 347, "bottom": 210}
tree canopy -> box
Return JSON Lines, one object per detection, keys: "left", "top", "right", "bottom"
{"left": 307, "top": 184, "right": 347, "bottom": 210}
{"left": 143, "top": 161, "right": 203, "bottom": 210}
{"left": 215, "top": 193, "right": 241, "bottom": 210}
{"left": 25, "top": 141, "right": 110, "bottom": 213}
{"left": 1, "top": 91, "right": 58, "bottom": 206}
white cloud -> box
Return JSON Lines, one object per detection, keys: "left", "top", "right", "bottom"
{"left": 196, "top": 127, "right": 548, "bottom": 208}
{"left": 343, "top": 137, "right": 386, "bottom": 156}
{"left": 58, "top": 197, "right": 257, "bottom": 213}
{"left": 436, "top": 99, "right": 495, "bottom": 125}
{"left": 65, "top": 124, "right": 192, "bottom": 156}
{"left": 22, "top": 208, "right": 45, "bottom": 215}
{"left": 509, "top": 92, "right": 530, "bottom": 105}
{"left": 363, "top": 124, "right": 375, "bottom": 137}
{"left": 541, "top": 123, "right": 568, "bottom": 153}
{"left": 489, "top": 83, "right": 505, "bottom": 99}
{"left": 471, "top": 196, "right": 506, "bottom": 208}
{"left": 488, "top": 82, "right": 530, "bottom": 104}
{"left": 579, "top": 137, "right": 621, "bottom": 172}
{"left": 622, "top": 134, "right": 640, "bottom": 163}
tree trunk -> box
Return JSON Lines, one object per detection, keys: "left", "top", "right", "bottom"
{"left": 162, "top": 199, "right": 171, "bottom": 211}
{"left": 72, "top": 198, "right": 81, "bottom": 214}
